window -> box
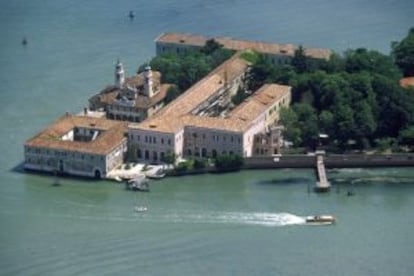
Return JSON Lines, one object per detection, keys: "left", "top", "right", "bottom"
{"left": 153, "top": 137, "right": 157, "bottom": 144}
{"left": 168, "top": 139, "right": 171, "bottom": 145}
{"left": 161, "top": 138, "right": 164, "bottom": 144}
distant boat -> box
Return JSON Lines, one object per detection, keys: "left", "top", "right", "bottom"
{"left": 128, "top": 10, "right": 135, "bottom": 19}
{"left": 134, "top": 206, "right": 148, "bottom": 212}
{"left": 305, "top": 215, "right": 336, "bottom": 225}
{"left": 22, "top": 37, "right": 27, "bottom": 46}
{"left": 126, "top": 175, "right": 149, "bottom": 192}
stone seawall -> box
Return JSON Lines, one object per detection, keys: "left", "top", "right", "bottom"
{"left": 244, "top": 154, "right": 414, "bottom": 169}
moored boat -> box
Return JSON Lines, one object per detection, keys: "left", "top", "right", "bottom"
{"left": 126, "top": 175, "right": 149, "bottom": 192}
{"left": 145, "top": 168, "right": 166, "bottom": 179}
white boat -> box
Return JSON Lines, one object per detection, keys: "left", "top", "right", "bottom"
{"left": 126, "top": 175, "right": 149, "bottom": 192}
{"left": 134, "top": 206, "right": 148, "bottom": 213}
{"left": 305, "top": 215, "right": 336, "bottom": 225}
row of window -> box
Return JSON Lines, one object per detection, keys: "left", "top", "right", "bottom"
{"left": 109, "top": 105, "right": 134, "bottom": 112}
{"left": 26, "top": 147, "right": 105, "bottom": 161}
{"left": 267, "top": 96, "right": 288, "bottom": 117}
{"left": 108, "top": 112, "right": 141, "bottom": 122}
{"left": 188, "top": 132, "right": 241, "bottom": 144}
{"left": 130, "top": 134, "right": 173, "bottom": 145}
{"left": 186, "top": 148, "right": 236, "bottom": 158}
{"left": 136, "top": 149, "right": 165, "bottom": 161}
{"left": 25, "top": 157, "right": 96, "bottom": 172}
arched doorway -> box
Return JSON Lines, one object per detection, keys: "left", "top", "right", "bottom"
{"left": 94, "top": 169, "right": 101, "bottom": 179}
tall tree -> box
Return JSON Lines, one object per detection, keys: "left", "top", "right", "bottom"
{"left": 392, "top": 27, "right": 414, "bottom": 76}
{"left": 293, "top": 103, "right": 319, "bottom": 149}
{"left": 291, "top": 45, "right": 308, "bottom": 73}
{"left": 279, "top": 107, "right": 302, "bottom": 146}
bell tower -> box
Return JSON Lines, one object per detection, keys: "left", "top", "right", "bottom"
{"left": 144, "top": 65, "right": 154, "bottom": 97}
{"left": 114, "top": 59, "right": 125, "bottom": 89}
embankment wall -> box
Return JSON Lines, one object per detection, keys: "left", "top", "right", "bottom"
{"left": 244, "top": 154, "right": 414, "bottom": 169}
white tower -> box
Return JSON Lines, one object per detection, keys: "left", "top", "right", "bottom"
{"left": 114, "top": 60, "right": 125, "bottom": 89}
{"left": 144, "top": 65, "right": 153, "bottom": 97}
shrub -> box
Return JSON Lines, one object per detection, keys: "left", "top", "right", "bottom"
{"left": 175, "top": 161, "right": 190, "bottom": 172}
{"left": 193, "top": 159, "right": 206, "bottom": 169}
{"left": 214, "top": 155, "right": 244, "bottom": 170}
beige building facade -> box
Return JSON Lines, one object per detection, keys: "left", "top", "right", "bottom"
{"left": 128, "top": 53, "right": 292, "bottom": 163}
{"left": 155, "top": 32, "right": 332, "bottom": 65}
{"left": 24, "top": 114, "right": 128, "bottom": 178}
{"left": 89, "top": 61, "right": 171, "bottom": 123}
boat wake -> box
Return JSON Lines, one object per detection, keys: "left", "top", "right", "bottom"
{"left": 163, "top": 211, "right": 306, "bottom": 227}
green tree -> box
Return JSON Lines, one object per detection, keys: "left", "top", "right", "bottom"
{"left": 319, "top": 110, "right": 335, "bottom": 138}
{"left": 392, "top": 27, "right": 414, "bottom": 76}
{"left": 334, "top": 104, "right": 355, "bottom": 147}
{"left": 214, "top": 155, "right": 243, "bottom": 171}
{"left": 161, "top": 151, "right": 176, "bottom": 165}
{"left": 399, "top": 126, "right": 414, "bottom": 147}
{"left": 201, "top": 39, "right": 223, "bottom": 55}
{"left": 231, "top": 87, "right": 249, "bottom": 105}
{"left": 293, "top": 103, "right": 319, "bottom": 149}
{"left": 165, "top": 85, "right": 181, "bottom": 104}
{"left": 279, "top": 107, "right": 302, "bottom": 146}
{"left": 345, "top": 48, "right": 401, "bottom": 80}
{"left": 354, "top": 100, "right": 377, "bottom": 148}
{"left": 245, "top": 53, "right": 275, "bottom": 91}
{"left": 291, "top": 45, "right": 308, "bottom": 73}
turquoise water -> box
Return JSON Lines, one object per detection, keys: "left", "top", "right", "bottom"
{"left": 1, "top": 0, "right": 414, "bottom": 275}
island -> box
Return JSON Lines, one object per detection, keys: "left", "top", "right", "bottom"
{"left": 23, "top": 30, "right": 414, "bottom": 182}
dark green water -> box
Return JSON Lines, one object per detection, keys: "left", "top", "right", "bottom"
{"left": 1, "top": 169, "right": 414, "bottom": 275}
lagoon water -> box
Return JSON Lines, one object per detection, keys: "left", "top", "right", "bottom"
{"left": 1, "top": 0, "right": 414, "bottom": 275}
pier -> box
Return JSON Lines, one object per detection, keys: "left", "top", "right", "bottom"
{"left": 315, "top": 154, "right": 330, "bottom": 192}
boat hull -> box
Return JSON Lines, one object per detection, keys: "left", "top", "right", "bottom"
{"left": 305, "top": 215, "right": 336, "bottom": 225}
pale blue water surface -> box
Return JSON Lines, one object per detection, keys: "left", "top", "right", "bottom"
{"left": 1, "top": 0, "right": 414, "bottom": 275}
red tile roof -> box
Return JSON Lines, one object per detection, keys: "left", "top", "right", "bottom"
{"left": 400, "top": 77, "right": 414, "bottom": 88}
{"left": 156, "top": 32, "right": 332, "bottom": 60}
{"left": 25, "top": 115, "right": 128, "bottom": 155}
{"left": 91, "top": 71, "right": 170, "bottom": 109}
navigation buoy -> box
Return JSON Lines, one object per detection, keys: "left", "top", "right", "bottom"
{"left": 22, "top": 37, "right": 28, "bottom": 46}
{"left": 128, "top": 10, "right": 135, "bottom": 20}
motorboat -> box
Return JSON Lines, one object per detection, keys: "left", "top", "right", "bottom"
{"left": 305, "top": 215, "right": 336, "bottom": 225}
{"left": 134, "top": 206, "right": 148, "bottom": 213}
{"left": 126, "top": 175, "right": 149, "bottom": 192}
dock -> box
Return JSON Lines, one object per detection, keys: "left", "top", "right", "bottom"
{"left": 315, "top": 154, "right": 330, "bottom": 192}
